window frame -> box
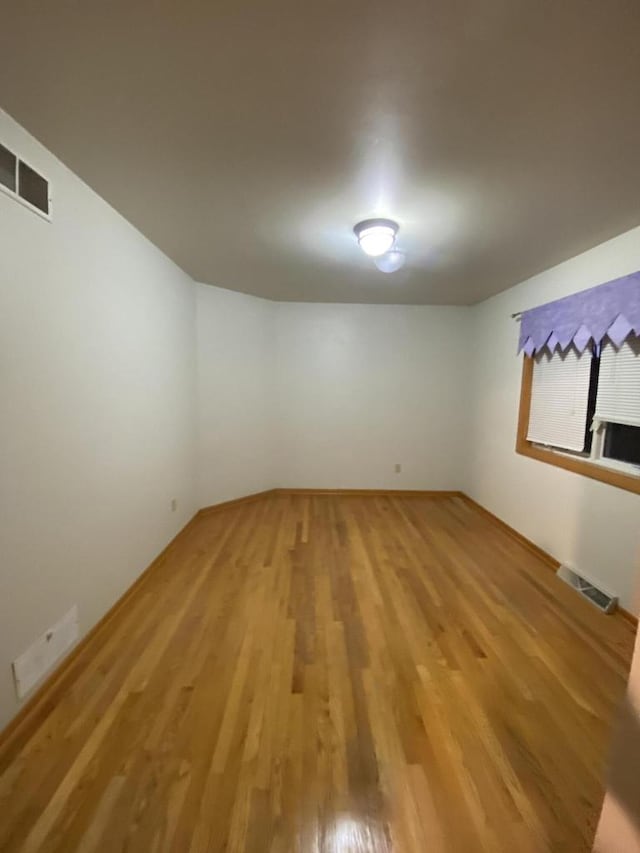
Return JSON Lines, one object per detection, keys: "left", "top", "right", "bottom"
{"left": 516, "top": 355, "right": 640, "bottom": 496}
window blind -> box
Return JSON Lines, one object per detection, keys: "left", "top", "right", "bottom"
{"left": 594, "top": 336, "right": 640, "bottom": 428}
{"left": 527, "top": 347, "right": 593, "bottom": 451}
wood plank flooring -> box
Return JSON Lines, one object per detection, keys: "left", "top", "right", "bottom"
{"left": 0, "top": 494, "right": 635, "bottom": 852}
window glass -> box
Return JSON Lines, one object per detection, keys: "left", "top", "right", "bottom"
{"left": 603, "top": 423, "right": 640, "bottom": 467}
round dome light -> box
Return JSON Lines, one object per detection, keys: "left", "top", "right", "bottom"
{"left": 375, "top": 250, "right": 406, "bottom": 274}
{"left": 353, "top": 218, "right": 398, "bottom": 257}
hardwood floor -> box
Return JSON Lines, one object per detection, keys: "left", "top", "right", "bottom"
{"left": 0, "top": 494, "right": 635, "bottom": 852}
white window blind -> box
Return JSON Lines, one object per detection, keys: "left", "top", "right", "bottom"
{"left": 527, "top": 347, "right": 593, "bottom": 451}
{"left": 594, "top": 337, "right": 640, "bottom": 428}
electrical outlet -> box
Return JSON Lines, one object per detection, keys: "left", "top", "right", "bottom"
{"left": 394, "top": 463, "right": 402, "bottom": 473}
{"left": 171, "top": 498, "right": 178, "bottom": 512}
{"left": 12, "top": 606, "right": 79, "bottom": 700}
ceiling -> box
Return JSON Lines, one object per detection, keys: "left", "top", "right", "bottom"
{"left": 1, "top": 2, "right": 639, "bottom": 305}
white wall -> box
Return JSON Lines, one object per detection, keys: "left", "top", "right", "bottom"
{"left": 274, "top": 303, "right": 472, "bottom": 490}
{"left": 196, "top": 285, "right": 276, "bottom": 506}
{"left": 0, "top": 110, "right": 198, "bottom": 729}
{"left": 469, "top": 226, "right": 640, "bottom": 614}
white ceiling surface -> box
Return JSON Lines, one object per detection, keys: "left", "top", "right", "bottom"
{"left": 1, "top": 2, "right": 639, "bottom": 305}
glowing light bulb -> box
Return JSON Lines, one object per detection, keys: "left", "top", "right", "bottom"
{"left": 353, "top": 218, "right": 398, "bottom": 257}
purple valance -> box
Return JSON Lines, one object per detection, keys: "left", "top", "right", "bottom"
{"left": 518, "top": 271, "right": 640, "bottom": 356}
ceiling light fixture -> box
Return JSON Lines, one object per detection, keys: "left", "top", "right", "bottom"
{"left": 374, "top": 249, "right": 406, "bottom": 274}
{"left": 353, "top": 218, "right": 398, "bottom": 257}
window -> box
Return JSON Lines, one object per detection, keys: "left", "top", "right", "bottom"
{"left": 594, "top": 337, "right": 640, "bottom": 469}
{"left": 604, "top": 423, "right": 640, "bottom": 467}
{"left": 516, "top": 336, "right": 640, "bottom": 495}
{"left": 527, "top": 347, "right": 594, "bottom": 452}
{"left": 0, "top": 140, "right": 50, "bottom": 218}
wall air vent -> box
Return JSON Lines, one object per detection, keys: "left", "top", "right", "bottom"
{"left": 0, "top": 141, "right": 51, "bottom": 218}
{"left": 556, "top": 564, "right": 618, "bottom": 614}
{"left": 0, "top": 142, "right": 17, "bottom": 192}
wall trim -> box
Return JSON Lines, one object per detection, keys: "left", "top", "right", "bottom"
{"left": 274, "top": 488, "right": 464, "bottom": 498}
{"left": 198, "top": 489, "right": 464, "bottom": 510}
{"left": 197, "top": 489, "right": 277, "bottom": 516}
{"left": 1, "top": 487, "right": 635, "bottom": 766}
{"left": 619, "top": 608, "right": 640, "bottom": 628}
{"left": 459, "top": 493, "right": 560, "bottom": 570}
{"left": 459, "top": 493, "right": 638, "bottom": 628}
{"left": 0, "top": 511, "right": 199, "bottom": 770}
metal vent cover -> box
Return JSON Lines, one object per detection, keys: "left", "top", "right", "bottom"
{"left": 556, "top": 564, "right": 618, "bottom": 614}
{"left": 0, "top": 140, "right": 50, "bottom": 217}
